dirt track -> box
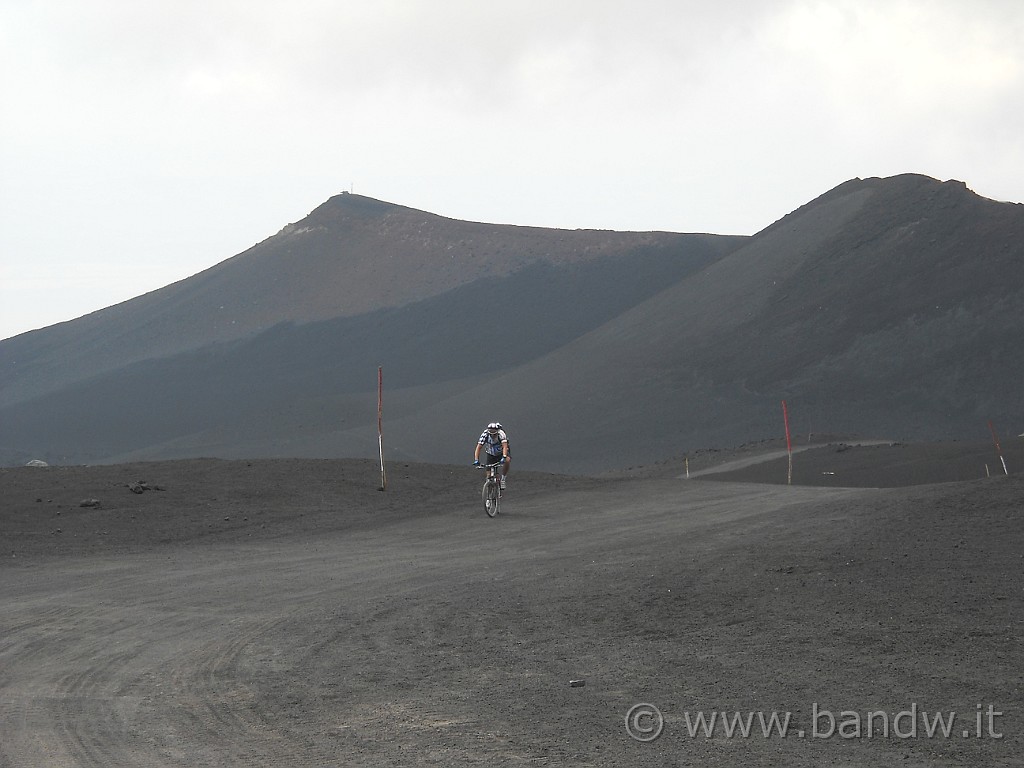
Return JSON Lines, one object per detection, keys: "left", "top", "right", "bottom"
{"left": 1, "top": 453, "right": 1021, "bottom": 766}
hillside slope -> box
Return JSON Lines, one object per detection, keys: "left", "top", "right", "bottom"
{"left": 0, "top": 213, "right": 736, "bottom": 465}
{"left": 0, "top": 194, "right": 738, "bottom": 408}
{"left": 386, "top": 175, "right": 1024, "bottom": 471}
{"left": 3, "top": 175, "right": 1022, "bottom": 472}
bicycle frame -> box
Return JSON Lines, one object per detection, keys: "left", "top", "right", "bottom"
{"left": 477, "top": 459, "right": 506, "bottom": 517}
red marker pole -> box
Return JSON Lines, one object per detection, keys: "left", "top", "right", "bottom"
{"left": 782, "top": 400, "right": 793, "bottom": 485}
{"left": 988, "top": 420, "right": 1009, "bottom": 476}
{"left": 378, "top": 366, "right": 387, "bottom": 490}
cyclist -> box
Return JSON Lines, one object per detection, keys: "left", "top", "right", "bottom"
{"left": 473, "top": 422, "right": 510, "bottom": 490}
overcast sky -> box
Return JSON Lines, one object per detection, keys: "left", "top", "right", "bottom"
{"left": 2, "top": 0, "right": 1022, "bottom": 340}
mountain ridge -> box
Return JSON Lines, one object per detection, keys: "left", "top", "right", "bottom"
{"left": 0, "top": 194, "right": 740, "bottom": 408}
{"left": 2, "top": 174, "right": 1022, "bottom": 471}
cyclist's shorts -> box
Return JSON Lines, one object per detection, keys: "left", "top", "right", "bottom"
{"left": 485, "top": 452, "right": 508, "bottom": 466}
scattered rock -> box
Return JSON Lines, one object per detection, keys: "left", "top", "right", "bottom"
{"left": 569, "top": 679, "right": 586, "bottom": 688}
{"left": 127, "top": 481, "right": 165, "bottom": 494}
{"left": 80, "top": 498, "right": 101, "bottom": 508}
{"left": 25, "top": 459, "right": 49, "bottom": 467}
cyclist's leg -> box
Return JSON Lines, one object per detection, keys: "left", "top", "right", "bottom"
{"left": 485, "top": 451, "right": 508, "bottom": 474}
{"left": 482, "top": 453, "right": 501, "bottom": 491}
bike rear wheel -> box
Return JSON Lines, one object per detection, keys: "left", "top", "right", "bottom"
{"left": 482, "top": 479, "right": 499, "bottom": 517}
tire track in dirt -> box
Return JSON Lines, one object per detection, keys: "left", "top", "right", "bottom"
{"left": 0, "top": 563, "right": 327, "bottom": 766}
{"left": 1, "top": 603, "right": 151, "bottom": 768}
{"left": 152, "top": 612, "right": 349, "bottom": 766}
{"left": 0, "top": 479, "right": 872, "bottom": 766}
{"left": 185, "top": 480, "right": 872, "bottom": 765}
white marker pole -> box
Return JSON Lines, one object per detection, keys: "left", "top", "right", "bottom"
{"left": 988, "top": 420, "right": 1009, "bottom": 476}
{"left": 378, "top": 366, "right": 387, "bottom": 490}
{"left": 782, "top": 400, "right": 793, "bottom": 485}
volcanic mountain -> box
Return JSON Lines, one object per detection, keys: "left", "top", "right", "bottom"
{"left": 2, "top": 174, "right": 1022, "bottom": 471}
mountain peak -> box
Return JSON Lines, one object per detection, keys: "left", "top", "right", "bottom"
{"left": 274, "top": 193, "right": 421, "bottom": 235}
{"left": 322, "top": 191, "right": 413, "bottom": 217}
{"left": 3, "top": 174, "right": 1022, "bottom": 469}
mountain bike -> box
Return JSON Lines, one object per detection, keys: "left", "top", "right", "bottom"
{"left": 476, "top": 460, "right": 506, "bottom": 517}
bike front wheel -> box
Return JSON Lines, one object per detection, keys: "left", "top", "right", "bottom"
{"left": 482, "top": 479, "right": 499, "bottom": 517}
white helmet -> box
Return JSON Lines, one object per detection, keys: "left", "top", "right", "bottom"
{"left": 487, "top": 422, "right": 502, "bottom": 431}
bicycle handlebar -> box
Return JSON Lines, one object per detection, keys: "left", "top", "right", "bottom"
{"left": 475, "top": 459, "right": 507, "bottom": 469}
